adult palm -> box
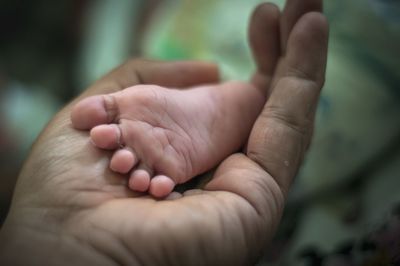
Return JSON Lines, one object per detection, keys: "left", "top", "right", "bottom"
{"left": 0, "top": 1, "right": 328, "bottom": 265}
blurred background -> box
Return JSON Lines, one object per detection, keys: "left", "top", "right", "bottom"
{"left": 0, "top": 0, "right": 399, "bottom": 265}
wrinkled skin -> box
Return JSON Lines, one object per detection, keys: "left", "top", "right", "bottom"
{"left": 0, "top": 1, "right": 328, "bottom": 265}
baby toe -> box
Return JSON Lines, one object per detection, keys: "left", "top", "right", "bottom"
{"left": 129, "top": 169, "right": 151, "bottom": 192}
{"left": 71, "top": 95, "right": 117, "bottom": 130}
{"left": 110, "top": 148, "right": 137, "bottom": 174}
{"left": 90, "top": 124, "right": 122, "bottom": 149}
{"left": 149, "top": 175, "right": 175, "bottom": 198}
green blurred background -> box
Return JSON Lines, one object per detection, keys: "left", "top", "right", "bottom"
{"left": 0, "top": 0, "right": 399, "bottom": 265}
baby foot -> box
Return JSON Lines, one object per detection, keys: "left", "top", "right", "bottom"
{"left": 71, "top": 81, "right": 265, "bottom": 197}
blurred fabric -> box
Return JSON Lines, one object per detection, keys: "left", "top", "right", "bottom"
{"left": 0, "top": 0, "right": 399, "bottom": 265}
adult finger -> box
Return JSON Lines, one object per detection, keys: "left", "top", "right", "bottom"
{"left": 247, "top": 12, "right": 329, "bottom": 195}
{"left": 281, "top": 0, "right": 323, "bottom": 53}
{"left": 203, "top": 15, "right": 328, "bottom": 260}
{"left": 248, "top": 3, "right": 280, "bottom": 90}
{"left": 135, "top": 59, "right": 220, "bottom": 87}
{"left": 80, "top": 59, "right": 220, "bottom": 99}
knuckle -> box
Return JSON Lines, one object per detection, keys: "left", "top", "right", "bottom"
{"left": 262, "top": 105, "right": 311, "bottom": 136}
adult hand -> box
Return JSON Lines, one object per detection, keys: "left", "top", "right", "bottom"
{"left": 0, "top": 1, "right": 328, "bottom": 265}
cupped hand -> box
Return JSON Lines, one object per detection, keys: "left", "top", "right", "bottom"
{"left": 0, "top": 1, "right": 328, "bottom": 265}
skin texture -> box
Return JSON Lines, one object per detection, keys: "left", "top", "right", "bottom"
{"left": 71, "top": 81, "right": 265, "bottom": 198}
{"left": 0, "top": 1, "right": 328, "bottom": 265}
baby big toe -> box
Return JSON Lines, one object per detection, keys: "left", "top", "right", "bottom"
{"left": 90, "top": 124, "right": 121, "bottom": 149}
{"left": 110, "top": 148, "right": 137, "bottom": 174}
{"left": 129, "top": 169, "right": 151, "bottom": 192}
{"left": 149, "top": 175, "right": 175, "bottom": 198}
{"left": 71, "top": 95, "right": 115, "bottom": 130}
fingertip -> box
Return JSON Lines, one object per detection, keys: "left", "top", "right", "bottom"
{"left": 285, "top": 12, "right": 329, "bottom": 84}
{"left": 251, "top": 2, "right": 280, "bottom": 19}
{"left": 249, "top": 2, "right": 281, "bottom": 82}
{"left": 281, "top": 0, "right": 324, "bottom": 51}
{"left": 294, "top": 12, "right": 329, "bottom": 38}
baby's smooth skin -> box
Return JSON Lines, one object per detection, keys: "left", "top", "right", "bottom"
{"left": 71, "top": 81, "right": 265, "bottom": 197}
